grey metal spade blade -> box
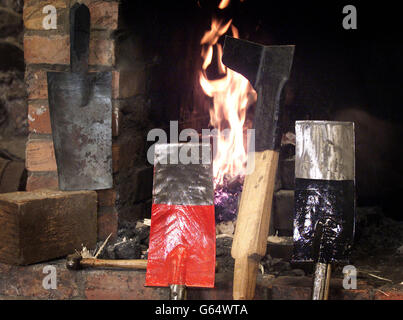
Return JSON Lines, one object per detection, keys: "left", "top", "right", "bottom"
{"left": 47, "top": 72, "right": 112, "bottom": 190}
{"left": 47, "top": 3, "right": 112, "bottom": 191}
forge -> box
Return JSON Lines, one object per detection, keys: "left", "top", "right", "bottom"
{"left": 0, "top": 0, "right": 402, "bottom": 301}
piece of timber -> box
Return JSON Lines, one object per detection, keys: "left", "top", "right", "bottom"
{"left": 81, "top": 258, "right": 147, "bottom": 269}
{"left": 231, "top": 150, "right": 279, "bottom": 299}
{"left": 0, "top": 189, "right": 97, "bottom": 265}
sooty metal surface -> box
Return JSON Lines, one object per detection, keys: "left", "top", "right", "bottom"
{"left": 222, "top": 36, "right": 295, "bottom": 152}
{"left": 47, "top": 4, "right": 113, "bottom": 191}
{"left": 293, "top": 121, "right": 355, "bottom": 264}
{"left": 47, "top": 71, "right": 113, "bottom": 190}
{"left": 292, "top": 178, "right": 355, "bottom": 264}
{"left": 295, "top": 121, "right": 355, "bottom": 181}
{"left": 153, "top": 143, "right": 214, "bottom": 206}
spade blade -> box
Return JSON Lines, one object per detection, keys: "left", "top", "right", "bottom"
{"left": 145, "top": 143, "right": 216, "bottom": 288}
{"left": 292, "top": 121, "right": 356, "bottom": 264}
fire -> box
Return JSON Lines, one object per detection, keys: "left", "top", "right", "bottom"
{"left": 199, "top": 2, "right": 257, "bottom": 187}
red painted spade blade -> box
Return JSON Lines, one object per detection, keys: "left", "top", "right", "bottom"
{"left": 145, "top": 143, "right": 216, "bottom": 288}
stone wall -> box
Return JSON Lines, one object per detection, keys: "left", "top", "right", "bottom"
{"left": 0, "top": 0, "right": 26, "bottom": 138}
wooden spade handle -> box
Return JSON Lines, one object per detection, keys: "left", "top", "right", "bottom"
{"left": 81, "top": 258, "right": 147, "bottom": 270}
{"left": 231, "top": 150, "right": 279, "bottom": 299}
{"left": 233, "top": 256, "right": 259, "bottom": 300}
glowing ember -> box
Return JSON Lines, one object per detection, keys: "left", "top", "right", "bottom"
{"left": 214, "top": 176, "right": 244, "bottom": 223}
{"left": 199, "top": 1, "right": 257, "bottom": 187}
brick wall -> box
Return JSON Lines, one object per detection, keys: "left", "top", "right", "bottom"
{"left": 23, "top": 0, "right": 153, "bottom": 241}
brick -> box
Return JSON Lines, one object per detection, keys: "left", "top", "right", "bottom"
{"left": 187, "top": 273, "right": 272, "bottom": 300}
{"left": 26, "top": 139, "right": 57, "bottom": 172}
{"left": 270, "top": 277, "right": 375, "bottom": 300}
{"left": 24, "top": 35, "right": 70, "bottom": 65}
{"left": 28, "top": 103, "right": 52, "bottom": 134}
{"left": 112, "top": 69, "right": 146, "bottom": 99}
{"left": 85, "top": 270, "right": 168, "bottom": 300}
{"left": 25, "top": 68, "right": 48, "bottom": 100}
{"left": 339, "top": 288, "right": 373, "bottom": 300}
{"left": 112, "top": 142, "right": 142, "bottom": 173}
{"left": 0, "top": 190, "right": 97, "bottom": 265}
{"left": 89, "top": 38, "right": 115, "bottom": 66}
{"left": 0, "top": 262, "right": 81, "bottom": 299}
{"left": 26, "top": 172, "right": 59, "bottom": 191}
{"left": 23, "top": 0, "right": 68, "bottom": 31}
{"left": 97, "top": 189, "right": 117, "bottom": 207}
{"left": 116, "top": 166, "right": 153, "bottom": 204}
{"left": 271, "top": 276, "right": 312, "bottom": 300}
{"left": 279, "top": 156, "right": 295, "bottom": 190}
{"left": 374, "top": 289, "right": 403, "bottom": 300}
{"left": 273, "top": 190, "right": 294, "bottom": 233}
{"left": 97, "top": 207, "right": 118, "bottom": 241}
{"left": 88, "top": 1, "right": 119, "bottom": 30}
{"left": 0, "top": 262, "right": 383, "bottom": 300}
{"left": 119, "top": 200, "right": 152, "bottom": 226}
{"left": 112, "top": 138, "right": 150, "bottom": 176}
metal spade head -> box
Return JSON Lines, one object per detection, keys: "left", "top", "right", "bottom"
{"left": 145, "top": 143, "right": 216, "bottom": 288}
{"left": 47, "top": 3, "right": 112, "bottom": 190}
{"left": 222, "top": 36, "right": 295, "bottom": 152}
{"left": 292, "top": 121, "right": 356, "bottom": 264}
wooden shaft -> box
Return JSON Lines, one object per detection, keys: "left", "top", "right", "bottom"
{"left": 81, "top": 258, "right": 147, "bottom": 270}
{"left": 231, "top": 150, "right": 279, "bottom": 300}
{"left": 324, "top": 264, "right": 332, "bottom": 300}
{"left": 233, "top": 256, "right": 259, "bottom": 300}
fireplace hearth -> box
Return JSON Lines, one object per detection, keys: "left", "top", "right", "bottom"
{"left": 0, "top": 0, "right": 401, "bottom": 301}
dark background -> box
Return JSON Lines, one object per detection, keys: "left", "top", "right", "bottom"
{"left": 83, "top": 1, "right": 403, "bottom": 220}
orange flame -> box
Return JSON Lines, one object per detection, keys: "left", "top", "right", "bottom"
{"left": 218, "top": 0, "right": 231, "bottom": 9}
{"left": 199, "top": 8, "right": 257, "bottom": 187}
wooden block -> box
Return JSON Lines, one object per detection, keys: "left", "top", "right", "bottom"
{"left": 0, "top": 190, "right": 97, "bottom": 265}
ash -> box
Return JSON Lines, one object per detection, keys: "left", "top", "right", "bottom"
{"left": 96, "top": 220, "right": 150, "bottom": 260}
